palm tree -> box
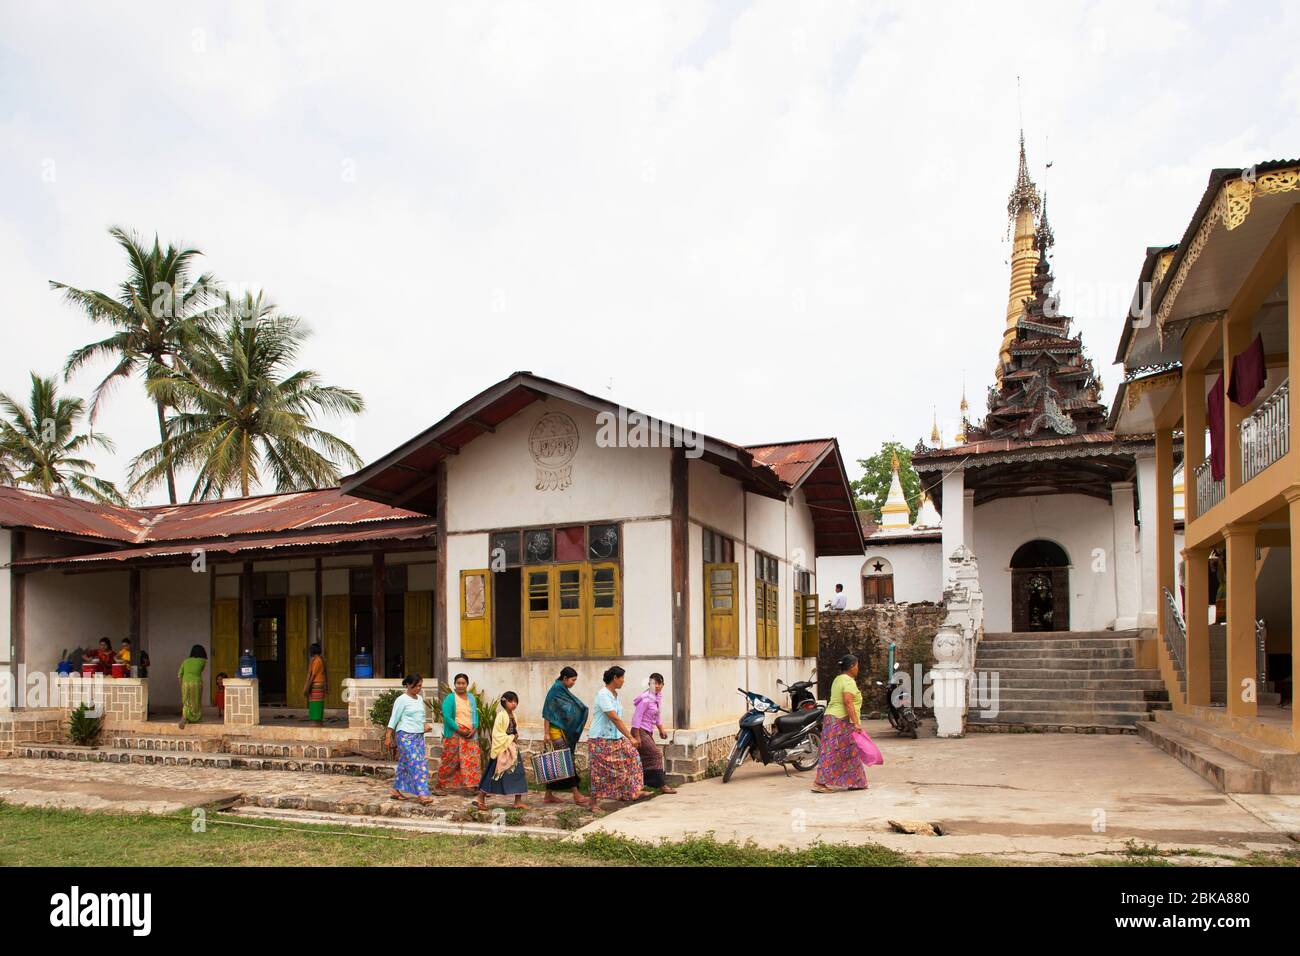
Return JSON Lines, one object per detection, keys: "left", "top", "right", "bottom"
{"left": 0, "top": 373, "right": 125, "bottom": 504}
{"left": 51, "top": 226, "right": 219, "bottom": 504}
{"left": 129, "top": 292, "right": 365, "bottom": 500}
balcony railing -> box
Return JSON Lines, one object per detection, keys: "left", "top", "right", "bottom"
{"left": 1162, "top": 587, "right": 1187, "bottom": 690}
{"left": 1241, "top": 379, "right": 1289, "bottom": 484}
{"left": 1194, "top": 459, "right": 1224, "bottom": 516}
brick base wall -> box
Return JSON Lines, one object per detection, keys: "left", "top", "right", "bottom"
{"left": 54, "top": 676, "right": 149, "bottom": 724}
{"left": 223, "top": 679, "right": 259, "bottom": 727}
{"left": 344, "top": 679, "right": 408, "bottom": 728}
{"left": 0, "top": 708, "right": 67, "bottom": 756}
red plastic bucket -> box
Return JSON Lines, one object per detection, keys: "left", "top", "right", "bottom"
{"left": 111, "top": 663, "right": 127, "bottom": 679}
{"left": 81, "top": 663, "right": 99, "bottom": 678}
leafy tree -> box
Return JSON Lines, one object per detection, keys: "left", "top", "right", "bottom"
{"left": 129, "top": 293, "right": 364, "bottom": 500}
{"left": 0, "top": 373, "right": 124, "bottom": 504}
{"left": 851, "top": 441, "right": 922, "bottom": 523}
{"left": 51, "top": 226, "right": 219, "bottom": 504}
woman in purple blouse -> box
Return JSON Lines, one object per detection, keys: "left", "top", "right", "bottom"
{"left": 630, "top": 673, "right": 676, "bottom": 794}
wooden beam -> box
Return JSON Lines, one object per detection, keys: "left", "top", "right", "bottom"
{"left": 128, "top": 568, "right": 141, "bottom": 655}
{"left": 430, "top": 440, "right": 459, "bottom": 455}
{"left": 468, "top": 416, "right": 496, "bottom": 433}
{"left": 391, "top": 470, "right": 440, "bottom": 509}
{"left": 9, "top": 531, "right": 25, "bottom": 704}
{"left": 314, "top": 558, "right": 323, "bottom": 650}
{"left": 433, "top": 460, "right": 448, "bottom": 685}
{"left": 372, "top": 551, "right": 386, "bottom": 677}
{"left": 240, "top": 561, "right": 254, "bottom": 658}
{"left": 670, "top": 447, "right": 690, "bottom": 730}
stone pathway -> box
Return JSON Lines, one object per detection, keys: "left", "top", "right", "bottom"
{"left": 0, "top": 756, "right": 618, "bottom": 831}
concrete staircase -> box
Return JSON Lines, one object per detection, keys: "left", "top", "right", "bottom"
{"left": 1136, "top": 710, "right": 1300, "bottom": 794}
{"left": 15, "top": 730, "right": 397, "bottom": 778}
{"left": 968, "top": 630, "right": 1171, "bottom": 733}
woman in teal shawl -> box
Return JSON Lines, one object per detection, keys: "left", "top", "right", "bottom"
{"left": 542, "top": 666, "right": 593, "bottom": 807}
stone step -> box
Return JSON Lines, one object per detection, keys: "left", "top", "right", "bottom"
{"left": 968, "top": 722, "right": 1137, "bottom": 735}
{"left": 976, "top": 668, "right": 1164, "bottom": 680}
{"left": 107, "top": 734, "right": 223, "bottom": 753}
{"left": 976, "top": 638, "right": 1141, "bottom": 651}
{"left": 982, "top": 630, "right": 1139, "bottom": 641}
{"left": 16, "top": 745, "right": 397, "bottom": 778}
{"left": 989, "top": 687, "right": 1169, "bottom": 702}
{"left": 1135, "top": 721, "right": 1268, "bottom": 793}
{"left": 977, "top": 645, "right": 1136, "bottom": 658}
{"left": 224, "top": 739, "right": 356, "bottom": 759}
{"left": 973, "top": 657, "right": 1140, "bottom": 671}
{"left": 1151, "top": 712, "right": 1300, "bottom": 792}
{"left": 969, "top": 710, "right": 1151, "bottom": 725}
{"left": 987, "top": 699, "right": 1173, "bottom": 714}
{"left": 992, "top": 677, "right": 1168, "bottom": 689}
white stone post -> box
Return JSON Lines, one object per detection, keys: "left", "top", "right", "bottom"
{"left": 1134, "top": 451, "right": 1159, "bottom": 628}
{"left": 932, "top": 545, "right": 984, "bottom": 737}
{"left": 940, "top": 468, "right": 966, "bottom": 581}
{"left": 1111, "top": 480, "right": 1140, "bottom": 630}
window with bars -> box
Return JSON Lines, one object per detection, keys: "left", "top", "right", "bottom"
{"left": 755, "top": 551, "right": 779, "bottom": 658}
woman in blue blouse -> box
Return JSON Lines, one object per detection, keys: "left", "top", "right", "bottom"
{"left": 588, "top": 666, "right": 651, "bottom": 802}
{"left": 385, "top": 673, "right": 434, "bottom": 804}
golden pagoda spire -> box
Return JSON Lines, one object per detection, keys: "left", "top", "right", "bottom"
{"left": 929, "top": 406, "right": 941, "bottom": 446}
{"left": 880, "top": 450, "right": 910, "bottom": 529}
{"left": 1001, "top": 130, "right": 1042, "bottom": 375}
{"left": 954, "top": 380, "right": 969, "bottom": 444}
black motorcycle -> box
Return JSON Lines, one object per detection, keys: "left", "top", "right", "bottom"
{"left": 777, "top": 674, "right": 818, "bottom": 712}
{"left": 721, "top": 685, "right": 824, "bottom": 783}
{"left": 876, "top": 672, "right": 920, "bottom": 738}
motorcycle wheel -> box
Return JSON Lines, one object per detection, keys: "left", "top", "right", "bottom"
{"left": 721, "top": 740, "right": 748, "bottom": 783}
{"left": 791, "top": 732, "right": 821, "bottom": 772}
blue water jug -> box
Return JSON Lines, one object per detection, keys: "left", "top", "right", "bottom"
{"left": 354, "top": 648, "right": 373, "bottom": 679}
{"left": 238, "top": 650, "right": 257, "bottom": 679}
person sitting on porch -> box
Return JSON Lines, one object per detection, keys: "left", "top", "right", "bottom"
{"left": 116, "top": 638, "right": 132, "bottom": 667}
{"left": 303, "top": 644, "right": 327, "bottom": 724}
{"left": 541, "top": 666, "right": 594, "bottom": 808}
{"left": 386, "top": 673, "right": 435, "bottom": 805}
{"left": 137, "top": 651, "right": 150, "bottom": 679}
{"left": 91, "top": 637, "right": 114, "bottom": 674}
{"left": 475, "top": 692, "right": 528, "bottom": 811}
{"left": 177, "top": 645, "right": 207, "bottom": 729}
{"left": 434, "top": 673, "right": 481, "bottom": 795}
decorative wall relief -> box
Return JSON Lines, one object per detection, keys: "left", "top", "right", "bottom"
{"left": 528, "top": 412, "right": 579, "bottom": 491}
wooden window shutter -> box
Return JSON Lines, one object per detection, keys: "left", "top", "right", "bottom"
{"left": 460, "top": 570, "right": 493, "bottom": 659}
{"left": 523, "top": 565, "right": 554, "bottom": 656}
{"left": 588, "top": 562, "right": 621, "bottom": 656}
{"left": 404, "top": 590, "right": 433, "bottom": 678}
{"left": 554, "top": 563, "right": 585, "bottom": 656}
{"left": 323, "top": 594, "right": 351, "bottom": 708}
{"left": 285, "top": 594, "right": 309, "bottom": 707}
{"left": 210, "top": 598, "right": 239, "bottom": 700}
{"left": 704, "top": 562, "right": 738, "bottom": 656}
{"left": 764, "top": 583, "right": 779, "bottom": 658}
{"left": 792, "top": 584, "right": 804, "bottom": 658}
{"left": 803, "top": 593, "right": 820, "bottom": 658}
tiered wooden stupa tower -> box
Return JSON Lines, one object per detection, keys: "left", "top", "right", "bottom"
{"left": 967, "top": 147, "right": 1107, "bottom": 442}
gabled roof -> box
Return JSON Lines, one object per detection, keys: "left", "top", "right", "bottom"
{"left": 343, "top": 372, "right": 863, "bottom": 556}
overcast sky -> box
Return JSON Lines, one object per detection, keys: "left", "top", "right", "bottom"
{"left": 2, "top": 0, "right": 1298, "bottom": 504}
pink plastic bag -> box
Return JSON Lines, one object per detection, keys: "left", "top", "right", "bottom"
{"left": 853, "top": 729, "right": 883, "bottom": 767}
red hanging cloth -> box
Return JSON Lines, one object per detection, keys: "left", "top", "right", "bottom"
{"left": 1206, "top": 372, "right": 1225, "bottom": 481}
{"left": 1227, "top": 332, "right": 1266, "bottom": 406}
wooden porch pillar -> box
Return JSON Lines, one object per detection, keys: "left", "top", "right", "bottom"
{"left": 9, "top": 531, "right": 25, "bottom": 709}
{"left": 128, "top": 568, "right": 141, "bottom": 657}
{"left": 313, "top": 558, "right": 323, "bottom": 649}
{"left": 433, "top": 460, "right": 448, "bottom": 684}
{"left": 1182, "top": 367, "right": 1206, "bottom": 524}
{"left": 1184, "top": 546, "right": 1211, "bottom": 706}
{"left": 240, "top": 561, "right": 254, "bottom": 656}
{"left": 670, "top": 447, "right": 690, "bottom": 729}
{"left": 372, "top": 551, "right": 386, "bottom": 678}
{"left": 1222, "top": 522, "right": 1258, "bottom": 718}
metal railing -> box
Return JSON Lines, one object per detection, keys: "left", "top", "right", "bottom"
{"left": 1256, "top": 618, "right": 1268, "bottom": 689}
{"left": 1194, "top": 459, "right": 1224, "bottom": 516}
{"left": 1162, "top": 587, "right": 1187, "bottom": 687}
{"left": 1241, "top": 379, "right": 1289, "bottom": 484}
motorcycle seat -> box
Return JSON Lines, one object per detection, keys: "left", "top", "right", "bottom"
{"left": 774, "top": 708, "right": 822, "bottom": 733}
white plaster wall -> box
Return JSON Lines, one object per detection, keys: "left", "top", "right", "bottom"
{"left": 622, "top": 519, "right": 671, "bottom": 657}
{"left": 445, "top": 398, "right": 672, "bottom": 533}
{"left": 688, "top": 457, "right": 744, "bottom": 538}
{"left": 743, "top": 490, "right": 787, "bottom": 559}
{"left": 816, "top": 541, "right": 944, "bottom": 609}
{"left": 973, "top": 494, "right": 1121, "bottom": 632}
{"left": 24, "top": 568, "right": 129, "bottom": 675}
{"left": 143, "top": 567, "right": 210, "bottom": 710}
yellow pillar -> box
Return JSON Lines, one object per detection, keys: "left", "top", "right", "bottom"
{"left": 1223, "top": 317, "right": 1250, "bottom": 494}
{"left": 1184, "top": 547, "right": 1211, "bottom": 706}
{"left": 1155, "top": 429, "right": 1177, "bottom": 614}
{"left": 1286, "top": 487, "right": 1300, "bottom": 745}
{"left": 1182, "top": 368, "right": 1206, "bottom": 523}
{"left": 1222, "top": 522, "right": 1258, "bottom": 718}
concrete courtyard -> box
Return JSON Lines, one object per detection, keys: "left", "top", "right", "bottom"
{"left": 579, "top": 718, "right": 1300, "bottom": 862}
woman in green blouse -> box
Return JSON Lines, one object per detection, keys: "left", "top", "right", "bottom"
{"left": 177, "top": 645, "right": 207, "bottom": 729}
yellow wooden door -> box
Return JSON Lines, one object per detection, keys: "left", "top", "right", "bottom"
{"left": 285, "top": 594, "right": 309, "bottom": 707}
{"left": 323, "top": 594, "right": 351, "bottom": 709}
{"left": 211, "top": 598, "right": 239, "bottom": 698}
{"left": 555, "top": 563, "right": 585, "bottom": 656}
{"left": 704, "top": 562, "right": 738, "bottom": 656}
{"left": 523, "top": 566, "right": 554, "bottom": 656}
{"left": 405, "top": 590, "right": 433, "bottom": 678}
{"left": 765, "top": 583, "right": 780, "bottom": 658}
{"left": 588, "top": 562, "right": 621, "bottom": 655}
{"left": 459, "top": 570, "right": 492, "bottom": 659}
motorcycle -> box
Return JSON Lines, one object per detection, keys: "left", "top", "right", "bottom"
{"left": 777, "top": 674, "right": 818, "bottom": 712}
{"left": 876, "top": 671, "right": 920, "bottom": 738}
{"left": 721, "top": 684, "right": 825, "bottom": 783}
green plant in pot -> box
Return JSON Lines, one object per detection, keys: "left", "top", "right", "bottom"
{"left": 368, "top": 689, "right": 402, "bottom": 728}
{"left": 67, "top": 702, "right": 103, "bottom": 746}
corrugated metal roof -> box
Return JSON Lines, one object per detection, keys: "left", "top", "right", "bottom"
{"left": 912, "top": 431, "right": 1151, "bottom": 463}
{"left": 0, "top": 485, "right": 424, "bottom": 545}
{"left": 745, "top": 440, "right": 836, "bottom": 487}
{"left": 11, "top": 519, "right": 438, "bottom": 568}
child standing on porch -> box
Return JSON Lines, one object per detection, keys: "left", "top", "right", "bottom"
{"left": 214, "top": 672, "right": 227, "bottom": 721}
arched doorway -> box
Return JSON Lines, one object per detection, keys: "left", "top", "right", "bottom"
{"left": 1010, "top": 540, "right": 1070, "bottom": 632}
{"left": 861, "top": 557, "right": 894, "bottom": 605}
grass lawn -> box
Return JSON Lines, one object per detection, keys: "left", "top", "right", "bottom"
{"left": 2, "top": 803, "right": 1297, "bottom": 867}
